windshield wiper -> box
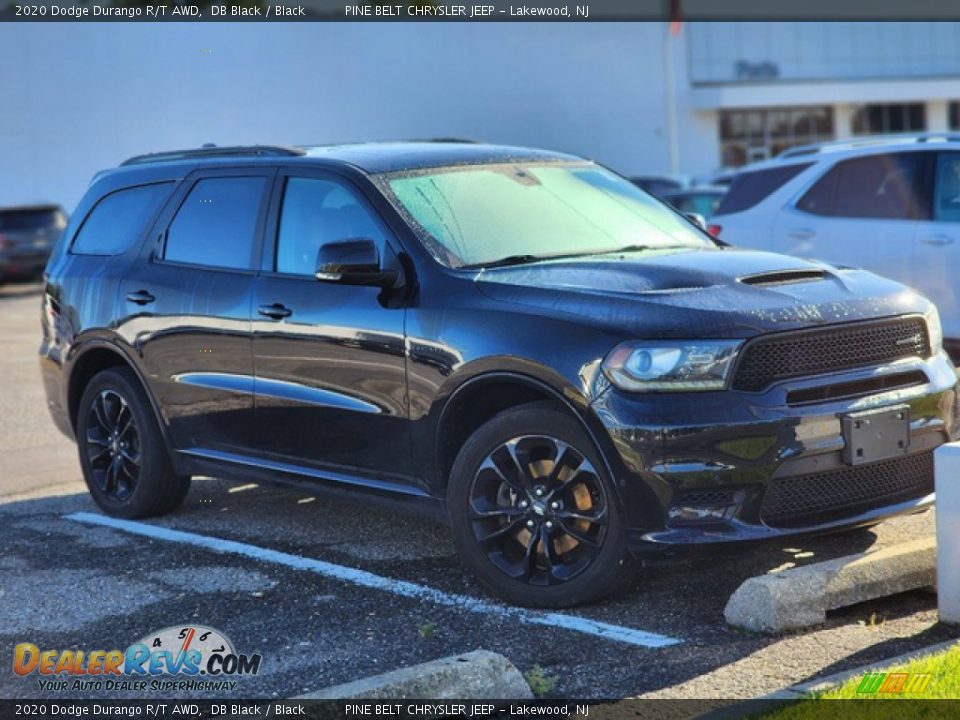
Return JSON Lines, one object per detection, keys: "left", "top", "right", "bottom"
{"left": 460, "top": 252, "right": 583, "bottom": 270}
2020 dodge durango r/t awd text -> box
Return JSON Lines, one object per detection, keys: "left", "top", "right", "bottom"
{"left": 39, "top": 143, "right": 957, "bottom": 607}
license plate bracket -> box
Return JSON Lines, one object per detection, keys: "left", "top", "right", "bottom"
{"left": 842, "top": 405, "right": 910, "bottom": 466}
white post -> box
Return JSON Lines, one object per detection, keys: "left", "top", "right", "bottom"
{"left": 935, "top": 442, "right": 960, "bottom": 623}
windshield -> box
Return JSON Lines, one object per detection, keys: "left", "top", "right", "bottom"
{"left": 377, "top": 162, "right": 714, "bottom": 268}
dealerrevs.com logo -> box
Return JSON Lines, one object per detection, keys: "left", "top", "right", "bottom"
{"left": 13, "top": 625, "right": 262, "bottom": 693}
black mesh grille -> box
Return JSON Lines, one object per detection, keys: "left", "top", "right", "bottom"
{"left": 733, "top": 317, "right": 930, "bottom": 392}
{"left": 760, "top": 452, "right": 934, "bottom": 528}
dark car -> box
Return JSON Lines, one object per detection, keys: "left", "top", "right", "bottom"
{"left": 39, "top": 143, "right": 957, "bottom": 607}
{"left": 628, "top": 175, "right": 684, "bottom": 197}
{"left": 0, "top": 204, "right": 67, "bottom": 281}
{"left": 661, "top": 187, "right": 726, "bottom": 220}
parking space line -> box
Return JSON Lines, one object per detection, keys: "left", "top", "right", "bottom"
{"left": 66, "top": 511, "right": 682, "bottom": 648}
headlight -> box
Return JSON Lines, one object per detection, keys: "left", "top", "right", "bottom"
{"left": 602, "top": 340, "right": 743, "bottom": 392}
{"left": 926, "top": 306, "right": 943, "bottom": 356}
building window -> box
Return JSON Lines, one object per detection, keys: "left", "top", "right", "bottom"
{"left": 949, "top": 102, "right": 960, "bottom": 131}
{"left": 852, "top": 104, "right": 926, "bottom": 135}
{"left": 719, "top": 107, "right": 833, "bottom": 168}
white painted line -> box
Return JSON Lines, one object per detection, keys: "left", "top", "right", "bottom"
{"left": 66, "top": 511, "right": 681, "bottom": 648}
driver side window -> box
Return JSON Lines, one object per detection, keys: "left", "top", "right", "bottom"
{"left": 275, "top": 177, "right": 388, "bottom": 276}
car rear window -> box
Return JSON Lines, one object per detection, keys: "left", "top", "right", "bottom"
{"left": 72, "top": 183, "right": 172, "bottom": 256}
{"left": 716, "top": 163, "right": 812, "bottom": 214}
{"left": 0, "top": 208, "right": 65, "bottom": 232}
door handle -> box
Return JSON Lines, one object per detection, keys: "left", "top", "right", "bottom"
{"left": 125, "top": 290, "right": 155, "bottom": 305}
{"left": 921, "top": 235, "right": 955, "bottom": 247}
{"left": 258, "top": 303, "right": 292, "bottom": 320}
{"left": 788, "top": 228, "right": 816, "bottom": 240}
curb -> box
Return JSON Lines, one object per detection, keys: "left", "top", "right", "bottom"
{"left": 725, "top": 537, "right": 936, "bottom": 633}
{"left": 296, "top": 649, "right": 533, "bottom": 700}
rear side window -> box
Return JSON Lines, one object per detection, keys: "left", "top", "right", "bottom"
{"left": 71, "top": 184, "right": 170, "bottom": 256}
{"left": 163, "top": 177, "right": 266, "bottom": 270}
{"left": 716, "top": 163, "right": 812, "bottom": 214}
{"left": 797, "top": 153, "right": 924, "bottom": 220}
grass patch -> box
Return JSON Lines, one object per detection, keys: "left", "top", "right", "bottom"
{"left": 523, "top": 664, "right": 557, "bottom": 697}
{"left": 757, "top": 644, "right": 960, "bottom": 720}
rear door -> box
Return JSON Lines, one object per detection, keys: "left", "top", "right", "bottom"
{"left": 117, "top": 168, "right": 274, "bottom": 453}
{"left": 914, "top": 151, "right": 960, "bottom": 340}
{"left": 771, "top": 151, "right": 924, "bottom": 286}
{"left": 248, "top": 169, "right": 413, "bottom": 482}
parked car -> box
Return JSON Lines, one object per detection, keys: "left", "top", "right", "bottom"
{"left": 660, "top": 186, "right": 726, "bottom": 220}
{"left": 628, "top": 175, "right": 684, "bottom": 197}
{"left": 710, "top": 133, "right": 960, "bottom": 357}
{"left": 40, "top": 142, "right": 956, "bottom": 607}
{"left": 0, "top": 204, "right": 67, "bottom": 282}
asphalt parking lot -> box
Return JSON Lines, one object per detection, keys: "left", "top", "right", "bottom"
{"left": 2, "top": 280, "right": 958, "bottom": 701}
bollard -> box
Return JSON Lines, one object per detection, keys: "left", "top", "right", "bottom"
{"left": 935, "top": 442, "right": 960, "bottom": 623}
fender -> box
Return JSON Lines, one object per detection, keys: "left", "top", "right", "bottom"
{"left": 65, "top": 337, "right": 174, "bottom": 452}
{"left": 431, "top": 369, "right": 655, "bottom": 522}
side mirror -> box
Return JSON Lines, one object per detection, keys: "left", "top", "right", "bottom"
{"left": 315, "top": 238, "right": 397, "bottom": 287}
{"left": 685, "top": 212, "right": 707, "bottom": 230}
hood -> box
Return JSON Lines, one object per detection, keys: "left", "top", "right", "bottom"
{"left": 474, "top": 247, "right": 927, "bottom": 339}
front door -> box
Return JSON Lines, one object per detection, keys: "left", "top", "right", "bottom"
{"left": 250, "top": 171, "right": 412, "bottom": 483}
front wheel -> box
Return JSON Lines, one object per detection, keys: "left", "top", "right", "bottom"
{"left": 448, "top": 403, "right": 632, "bottom": 607}
{"left": 76, "top": 367, "right": 190, "bottom": 518}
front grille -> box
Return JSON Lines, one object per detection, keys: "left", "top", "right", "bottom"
{"left": 760, "top": 451, "right": 934, "bottom": 528}
{"left": 733, "top": 317, "right": 930, "bottom": 392}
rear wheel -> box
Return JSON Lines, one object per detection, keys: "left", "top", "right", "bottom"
{"left": 448, "top": 403, "right": 632, "bottom": 607}
{"left": 76, "top": 367, "right": 190, "bottom": 518}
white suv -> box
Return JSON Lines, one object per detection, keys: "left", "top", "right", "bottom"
{"left": 710, "top": 134, "right": 960, "bottom": 355}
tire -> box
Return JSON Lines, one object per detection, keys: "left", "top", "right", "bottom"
{"left": 448, "top": 402, "right": 632, "bottom": 607}
{"left": 76, "top": 367, "right": 190, "bottom": 518}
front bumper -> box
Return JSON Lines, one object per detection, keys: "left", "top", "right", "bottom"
{"left": 591, "top": 352, "right": 957, "bottom": 554}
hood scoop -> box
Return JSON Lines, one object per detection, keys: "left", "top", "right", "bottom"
{"left": 739, "top": 269, "right": 829, "bottom": 287}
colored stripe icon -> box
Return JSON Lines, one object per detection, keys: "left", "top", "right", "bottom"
{"left": 856, "top": 672, "right": 933, "bottom": 695}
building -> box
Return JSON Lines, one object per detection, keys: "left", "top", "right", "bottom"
{"left": 2, "top": 21, "right": 960, "bottom": 210}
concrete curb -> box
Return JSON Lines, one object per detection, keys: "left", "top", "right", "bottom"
{"left": 725, "top": 537, "right": 936, "bottom": 633}
{"left": 296, "top": 649, "right": 533, "bottom": 700}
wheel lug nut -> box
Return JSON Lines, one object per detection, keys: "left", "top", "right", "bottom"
{"left": 545, "top": 521, "right": 554, "bottom": 530}
{"left": 526, "top": 520, "right": 535, "bottom": 529}
{"left": 535, "top": 488, "right": 544, "bottom": 497}
{"left": 519, "top": 500, "right": 529, "bottom": 509}
{"left": 550, "top": 501, "right": 560, "bottom": 510}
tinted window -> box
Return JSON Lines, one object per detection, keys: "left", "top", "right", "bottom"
{"left": 72, "top": 184, "right": 170, "bottom": 256}
{"left": 276, "top": 178, "right": 388, "bottom": 276}
{"left": 716, "top": 163, "right": 811, "bottom": 214}
{"left": 799, "top": 153, "right": 923, "bottom": 220}
{"left": 164, "top": 178, "right": 266, "bottom": 270}
{"left": 934, "top": 153, "right": 960, "bottom": 223}
{"left": 0, "top": 207, "right": 66, "bottom": 232}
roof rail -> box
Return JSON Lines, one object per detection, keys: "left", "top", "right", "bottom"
{"left": 120, "top": 144, "right": 306, "bottom": 166}
{"left": 778, "top": 132, "right": 960, "bottom": 159}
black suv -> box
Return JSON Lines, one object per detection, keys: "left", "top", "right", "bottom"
{"left": 0, "top": 204, "right": 67, "bottom": 281}
{"left": 40, "top": 143, "right": 957, "bottom": 607}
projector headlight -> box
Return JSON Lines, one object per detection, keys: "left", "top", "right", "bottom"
{"left": 602, "top": 340, "right": 743, "bottom": 392}
{"left": 926, "top": 306, "right": 943, "bottom": 356}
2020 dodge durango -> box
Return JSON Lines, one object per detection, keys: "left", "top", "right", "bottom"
{"left": 39, "top": 143, "right": 957, "bottom": 607}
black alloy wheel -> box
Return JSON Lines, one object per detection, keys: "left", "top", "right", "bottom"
{"left": 448, "top": 403, "right": 631, "bottom": 607}
{"left": 85, "top": 389, "right": 141, "bottom": 502}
